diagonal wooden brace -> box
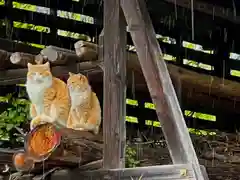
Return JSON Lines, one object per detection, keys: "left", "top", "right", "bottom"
{"left": 120, "top": 0, "right": 205, "bottom": 179}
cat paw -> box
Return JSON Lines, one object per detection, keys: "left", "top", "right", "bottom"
{"left": 30, "top": 117, "right": 42, "bottom": 130}
{"left": 30, "top": 115, "right": 55, "bottom": 130}
{"left": 39, "top": 114, "right": 55, "bottom": 124}
{"left": 93, "top": 126, "right": 99, "bottom": 135}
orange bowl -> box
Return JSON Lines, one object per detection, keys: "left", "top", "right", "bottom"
{"left": 24, "top": 123, "right": 61, "bottom": 162}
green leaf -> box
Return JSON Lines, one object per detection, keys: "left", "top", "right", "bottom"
{"left": 14, "top": 115, "right": 25, "bottom": 123}
{"left": 0, "top": 96, "right": 9, "bottom": 103}
{"left": 0, "top": 91, "right": 30, "bottom": 142}
{"left": 8, "top": 110, "right": 17, "bottom": 119}
{"left": 0, "top": 122, "right": 6, "bottom": 127}
{"left": 0, "top": 111, "right": 8, "bottom": 118}
{"left": 6, "top": 124, "right": 14, "bottom": 131}
{"left": 5, "top": 93, "right": 13, "bottom": 100}
{"left": 15, "top": 98, "right": 30, "bottom": 105}
{"left": 0, "top": 133, "right": 10, "bottom": 140}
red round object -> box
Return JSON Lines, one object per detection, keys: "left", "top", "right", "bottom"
{"left": 24, "top": 123, "right": 62, "bottom": 162}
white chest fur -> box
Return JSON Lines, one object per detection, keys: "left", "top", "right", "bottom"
{"left": 26, "top": 83, "right": 46, "bottom": 115}
{"left": 70, "top": 90, "right": 90, "bottom": 108}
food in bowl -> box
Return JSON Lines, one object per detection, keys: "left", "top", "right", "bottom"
{"left": 26, "top": 123, "right": 61, "bottom": 161}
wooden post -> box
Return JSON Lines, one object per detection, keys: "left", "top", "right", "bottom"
{"left": 120, "top": 0, "right": 204, "bottom": 179}
{"left": 98, "top": 29, "right": 104, "bottom": 71}
{"left": 103, "top": 0, "right": 127, "bottom": 169}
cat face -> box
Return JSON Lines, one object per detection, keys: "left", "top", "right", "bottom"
{"left": 67, "top": 72, "right": 89, "bottom": 92}
{"left": 27, "top": 62, "right": 52, "bottom": 85}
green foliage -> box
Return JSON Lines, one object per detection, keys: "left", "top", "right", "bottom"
{"left": 125, "top": 145, "right": 140, "bottom": 168}
{"left": 0, "top": 91, "right": 30, "bottom": 143}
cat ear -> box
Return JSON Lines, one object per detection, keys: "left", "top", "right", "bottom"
{"left": 77, "top": 73, "right": 83, "bottom": 77}
{"left": 27, "top": 63, "right": 32, "bottom": 68}
{"left": 77, "top": 73, "right": 86, "bottom": 78}
{"left": 69, "top": 72, "right": 74, "bottom": 76}
{"left": 78, "top": 73, "right": 88, "bottom": 82}
{"left": 44, "top": 62, "right": 50, "bottom": 67}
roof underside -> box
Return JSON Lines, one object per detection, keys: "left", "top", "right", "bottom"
{"left": 0, "top": 0, "right": 239, "bottom": 82}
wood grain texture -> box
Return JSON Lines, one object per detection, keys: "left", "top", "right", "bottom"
{"left": 120, "top": 0, "right": 205, "bottom": 179}
{"left": 52, "top": 164, "right": 195, "bottom": 180}
{"left": 1, "top": 45, "right": 240, "bottom": 116}
{"left": 41, "top": 46, "right": 81, "bottom": 66}
{"left": 103, "top": 0, "right": 127, "bottom": 169}
{"left": 163, "top": 0, "right": 240, "bottom": 23}
{"left": 0, "top": 49, "right": 12, "bottom": 69}
{"left": 10, "top": 52, "right": 41, "bottom": 67}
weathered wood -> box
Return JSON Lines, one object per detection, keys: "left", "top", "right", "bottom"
{"left": 98, "top": 30, "right": 104, "bottom": 70}
{"left": 0, "top": 38, "right": 41, "bottom": 54}
{"left": 171, "top": 72, "right": 182, "bottom": 107}
{"left": 103, "top": 0, "right": 127, "bottom": 169}
{"left": 41, "top": 46, "right": 81, "bottom": 65}
{"left": 1, "top": 45, "right": 240, "bottom": 116}
{"left": 50, "top": 129, "right": 102, "bottom": 165}
{"left": 0, "top": 62, "right": 102, "bottom": 85}
{"left": 200, "top": 165, "right": 209, "bottom": 180}
{"left": 51, "top": 164, "right": 194, "bottom": 180}
{"left": 164, "top": 0, "right": 240, "bottom": 24}
{"left": 73, "top": 41, "right": 240, "bottom": 103}
{"left": 10, "top": 52, "right": 45, "bottom": 66}
{"left": 120, "top": 0, "right": 205, "bottom": 179}
{"left": 75, "top": 41, "right": 98, "bottom": 62}
{"left": 0, "top": 49, "right": 11, "bottom": 69}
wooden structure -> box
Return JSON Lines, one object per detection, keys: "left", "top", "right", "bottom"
{"left": 1, "top": 0, "right": 240, "bottom": 83}
{"left": 98, "top": 0, "right": 208, "bottom": 179}
{"left": 1, "top": 0, "right": 240, "bottom": 179}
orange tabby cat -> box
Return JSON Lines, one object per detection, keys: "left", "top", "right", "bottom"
{"left": 26, "top": 62, "right": 70, "bottom": 129}
{"left": 67, "top": 72, "right": 101, "bottom": 134}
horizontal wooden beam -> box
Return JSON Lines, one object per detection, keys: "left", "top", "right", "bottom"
{"left": 163, "top": 0, "right": 240, "bottom": 23}
{"left": 0, "top": 38, "right": 41, "bottom": 54}
{"left": 73, "top": 42, "right": 240, "bottom": 102}
{"left": 2, "top": 1, "right": 240, "bottom": 53}
{"left": 51, "top": 164, "right": 194, "bottom": 180}
{"left": 0, "top": 61, "right": 102, "bottom": 85}
{"left": 1, "top": 42, "right": 240, "bottom": 116}
{"left": 5, "top": 6, "right": 98, "bottom": 36}
{"left": 41, "top": 46, "right": 82, "bottom": 66}
{"left": 13, "top": 0, "right": 102, "bottom": 18}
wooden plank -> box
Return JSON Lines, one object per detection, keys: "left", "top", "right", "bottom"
{"left": 103, "top": 0, "right": 127, "bottom": 169}
{"left": 0, "top": 38, "right": 41, "bottom": 54}
{"left": 14, "top": 0, "right": 102, "bottom": 18}
{"left": 69, "top": 41, "right": 240, "bottom": 102}
{"left": 200, "top": 165, "right": 209, "bottom": 180}
{"left": 0, "top": 62, "right": 102, "bottom": 85}
{"left": 163, "top": 0, "right": 240, "bottom": 23}
{"left": 41, "top": 46, "right": 82, "bottom": 65}
{"left": 120, "top": 0, "right": 205, "bottom": 179}
{"left": 51, "top": 164, "right": 194, "bottom": 180}
{"left": 172, "top": 72, "right": 182, "bottom": 107}
{"left": 6, "top": 7, "right": 99, "bottom": 35}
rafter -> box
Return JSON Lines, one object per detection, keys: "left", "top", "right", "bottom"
{"left": 163, "top": 0, "right": 240, "bottom": 23}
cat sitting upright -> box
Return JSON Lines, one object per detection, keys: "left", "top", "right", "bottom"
{"left": 26, "top": 62, "right": 70, "bottom": 129}
{"left": 67, "top": 72, "right": 101, "bottom": 134}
